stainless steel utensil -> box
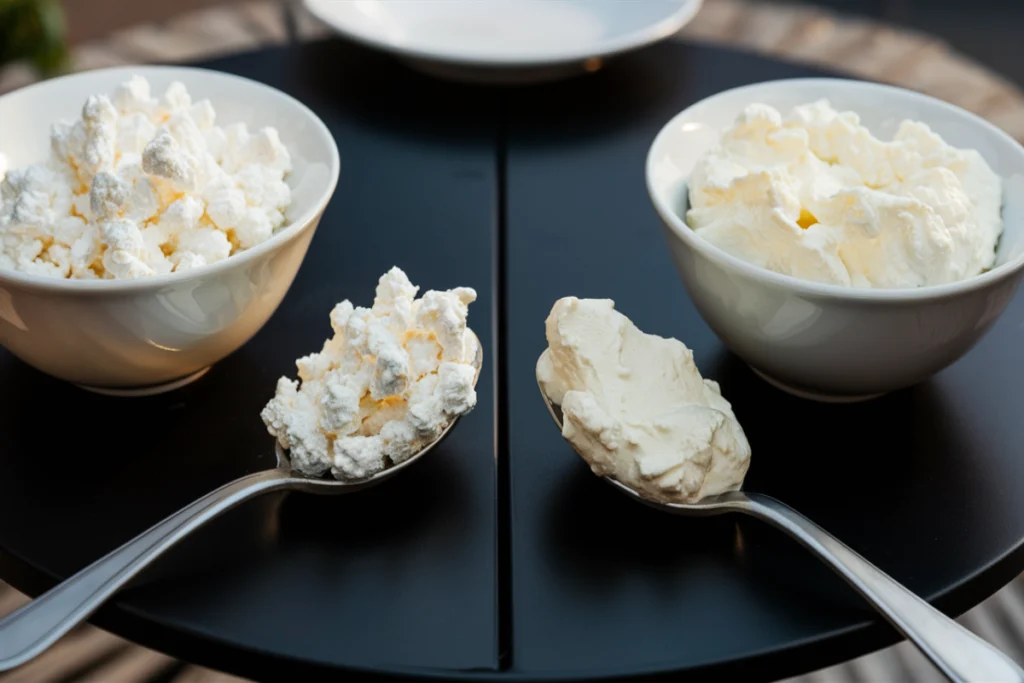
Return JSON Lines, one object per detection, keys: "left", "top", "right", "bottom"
{"left": 538, "top": 371, "right": 1024, "bottom": 683}
{"left": 0, "top": 333, "right": 482, "bottom": 672}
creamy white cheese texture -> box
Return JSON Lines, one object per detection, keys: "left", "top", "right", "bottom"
{"left": 0, "top": 76, "right": 292, "bottom": 279}
{"left": 686, "top": 100, "right": 1003, "bottom": 288}
{"left": 262, "top": 267, "right": 478, "bottom": 481}
{"left": 537, "top": 297, "right": 751, "bottom": 504}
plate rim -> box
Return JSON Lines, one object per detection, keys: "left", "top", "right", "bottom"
{"left": 302, "top": 0, "right": 704, "bottom": 69}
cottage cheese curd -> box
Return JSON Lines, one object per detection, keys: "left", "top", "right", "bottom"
{"left": 261, "top": 267, "right": 479, "bottom": 481}
{"left": 686, "top": 100, "right": 1003, "bottom": 288}
{"left": 537, "top": 297, "right": 751, "bottom": 504}
{"left": 0, "top": 75, "right": 292, "bottom": 279}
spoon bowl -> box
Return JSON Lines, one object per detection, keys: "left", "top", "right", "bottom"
{"left": 538, "top": 366, "right": 742, "bottom": 516}
{"left": 0, "top": 331, "right": 482, "bottom": 672}
{"left": 537, "top": 363, "right": 1024, "bottom": 682}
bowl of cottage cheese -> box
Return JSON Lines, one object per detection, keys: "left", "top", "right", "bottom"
{"left": 0, "top": 66, "right": 339, "bottom": 392}
{"left": 647, "top": 78, "right": 1024, "bottom": 400}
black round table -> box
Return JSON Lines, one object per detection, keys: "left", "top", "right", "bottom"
{"left": 2, "top": 38, "right": 1023, "bottom": 683}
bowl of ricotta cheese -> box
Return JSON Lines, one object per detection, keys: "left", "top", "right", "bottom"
{"left": 647, "top": 78, "right": 1024, "bottom": 400}
{"left": 0, "top": 66, "right": 339, "bottom": 393}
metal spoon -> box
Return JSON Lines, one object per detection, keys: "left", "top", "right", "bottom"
{"left": 0, "top": 332, "right": 482, "bottom": 672}
{"left": 537, "top": 369, "right": 1024, "bottom": 683}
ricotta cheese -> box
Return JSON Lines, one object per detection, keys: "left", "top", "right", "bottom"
{"left": 262, "top": 267, "right": 479, "bottom": 481}
{"left": 537, "top": 297, "right": 751, "bottom": 504}
{"left": 686, "top": 100, "right": 1002, "bottom": 288}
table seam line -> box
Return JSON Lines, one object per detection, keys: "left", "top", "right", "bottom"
{"left": 495, "top": 93, "right": 513, "bottom": 673}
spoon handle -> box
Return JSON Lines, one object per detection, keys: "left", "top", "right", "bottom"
{"left": 0, "top": 467, "right": 292, "bottom": 672}
{"left": 739, "top": 491, "right": 1023, "bottom": 683}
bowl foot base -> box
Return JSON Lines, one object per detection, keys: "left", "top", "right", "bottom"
{"left": 76, "top": 366, "right": 211, "bottom": 397}
{"left": 749, "top": 367, "right": 885, "bottom": 403}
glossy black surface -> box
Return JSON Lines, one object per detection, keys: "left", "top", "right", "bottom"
{"left": 1, "top": 38, "right": 1023, "bottom": 682}
{"left": 503, "top": 41, "right": 1024, "bottom": 680}
{"left": 0, "top": 40, "right": 501, "bottom": 679}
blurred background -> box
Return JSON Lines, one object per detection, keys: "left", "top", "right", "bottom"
{"left": 0, "top": 1, "right": 1022, "bottom": 682}
{"left": 48, "top": 0, "right": 1024, "bottom": 77}
{"left": 6, "top": 0, "right": 1024, "bottom": 83}
{"left": 805, "top": 0, "right": 1023, "bottom": 86}
{"left": 2, "top": 0, "right": 1022, "bottom": 137}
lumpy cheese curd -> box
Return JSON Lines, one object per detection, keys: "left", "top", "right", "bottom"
{"left": 0, "top": 76, "right": 292, "bottom": 279}
{"left": 262, "top": 267, "right": 479, "bottom": 481}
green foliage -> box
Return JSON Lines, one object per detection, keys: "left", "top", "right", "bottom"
{"left": 0, "top": 0, "right": 68, "bottom": 74}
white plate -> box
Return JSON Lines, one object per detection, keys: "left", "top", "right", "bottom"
{"left": 304, "top": 0, "right": 703, "bottom": 84}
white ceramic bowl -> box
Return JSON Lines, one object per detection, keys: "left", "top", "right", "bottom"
{"left": 647, "top": 78, "right": 1024, "bottom": 401}
{"left": 304, "top": 0, "right": 703, "bottom": 84}
{"left": 0, "top": 66, "right": 340, "bottom": 395}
